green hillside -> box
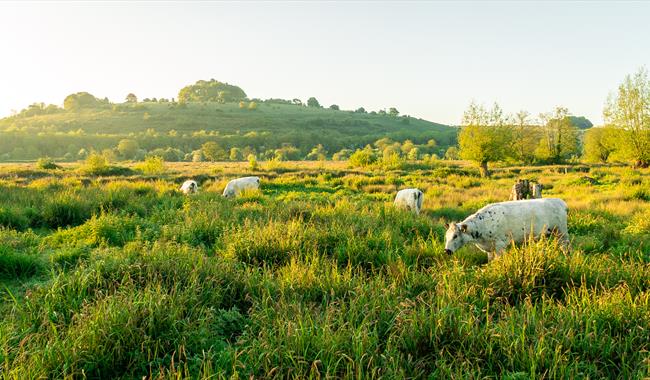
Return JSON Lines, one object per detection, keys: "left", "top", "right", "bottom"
{"left": 0, "top": 100, "right": 457, "bottom": 162}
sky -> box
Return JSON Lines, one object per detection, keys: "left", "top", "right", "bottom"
{"left": 1, "top": 1, "right": 649, "bottom": 126}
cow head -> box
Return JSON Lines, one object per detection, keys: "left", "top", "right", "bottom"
{"left": 444, "top": 222, "right": 470, "bottom": 255}
{"left": 190, "top": 182, "right": 198, "bottom": 193}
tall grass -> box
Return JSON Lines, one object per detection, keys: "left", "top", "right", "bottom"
{"left": 0, "top": 162, "right": 648, "bottom": 378}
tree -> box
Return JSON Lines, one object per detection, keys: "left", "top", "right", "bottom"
{"left": 407, "top": 147, "right": 420, "bottom": 160}
{"left": 178, "top": 79, "right": 247, "bottom": 103}
{"left": 458, "top": 101, "right": 512, "bottom": 177}
{"left": 510, "top": 110, "right": 541, "bottom": 164}
{"left": 604, "top": 67, "right": 650, "bottom": 168}
{"left": 332, "top": 149, "right": 352, "bottom": 161}
{"left": 329, "top": 104, "right": 340, "bottom": 110}
{"left": 125, "top": 93, "right": 138, "bottom": 103}
{"left": 567, "top": 116, "right": 593, "bottom": 130}
{"left": 583, "top": 127, "right": 616, "bottom": 163}
{"left": 536, "top": 107, "right": 580, "bottom": 163}
{"left": 274, "top": 144, "right": 301, "bottom": 161}
{"left": 349, "top": 146, "right": 376, "bottom": 167}
{"left": 355, "top": 107, "right": 366, "bottom": 113}
{"left": 63, "top": 92, "right": 100, "bottom": 111}
{"left": 307, "top": 97, "right": 321, "bottom": 108}
{"left": 201, "top": 141, "right": 227, "bottom": 161}
{"left": 389, "top": 107, "right": 399, "bottom": 117}
{"left": 374, "top": 137, "right": 395, "bottom": 150}
{"left": 400, "top": 140, "right": 415, "bottom": 155}
{"left": 305, "top": 144, "right": 327, "bottom": 160}
{"left": 230, "top": 147, "right": 242, "bottom": 161}
{"left": 444, "top": 146, "right": 459, "bottom": 160}
{"left": 117, "top": 139, "right": 139, "bottom": 160}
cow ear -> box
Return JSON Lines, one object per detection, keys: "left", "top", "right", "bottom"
{"left": 461, "top": 224, "right": 468, "bottom": 232}
{"left": 444, "top": 222, "right": 449, "bottom": 229}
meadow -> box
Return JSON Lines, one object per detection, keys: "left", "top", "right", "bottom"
{"left": 0, "top": 160, "right": 648, "bottom": 379}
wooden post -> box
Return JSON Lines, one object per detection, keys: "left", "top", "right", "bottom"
{"left": 510, "top": 179, "right": 542, "bottom": 200}
{"left": 531, "top": 183, "right": 543, "bottom": 199}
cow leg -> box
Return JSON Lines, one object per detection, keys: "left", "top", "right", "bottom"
{"left": 491, "top": 241, "right": 508, "bottom": 261}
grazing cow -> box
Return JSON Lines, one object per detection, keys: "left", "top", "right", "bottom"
{"left": 394, "top": 188, "right": 424, "bottom": 215}
{"left": 180, "top": 180, "right": 198, "bottom": 195}
{"left": 223, "top": 176, "right": 260, "bottom": 198}
{"left": 444, "top": 198, "right": 569, "bottom": 261}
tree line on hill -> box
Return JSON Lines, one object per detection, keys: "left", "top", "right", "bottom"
{"left": 1, "top": 78, "right": 445, "bottom": 162}
{"left": 10, "top": 79, "right": 404, "bottom": 118}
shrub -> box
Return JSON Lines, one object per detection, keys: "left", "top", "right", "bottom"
{"left": 80, "top": 153, "right": 109, "bottom": 175}
{"left": 248, "top": 154, "right": 258, "bottom": 171}
{"left": 136, "top": 156, "right": 166, "bottom": 175}
{"left": 349, "top": 147, "right": 376, "bottom": 167}
{"left": 36, "top": 157, "right": 60, "bottom": 170}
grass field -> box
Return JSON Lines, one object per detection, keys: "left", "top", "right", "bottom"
{"left": 0, "top": 161, "right": 649, "bottom": 379}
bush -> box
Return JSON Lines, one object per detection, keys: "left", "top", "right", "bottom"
{"left": 80, "top": 153, "right": 109, "bottom": 175}
{"left": 349, "top": 147, "right": 376, "bottom": 167}
{"left": 36, "top": 157, "right": 61, "bottom": 170}
{"left": 136, "top": 156, "right": 166, "bottom": 175}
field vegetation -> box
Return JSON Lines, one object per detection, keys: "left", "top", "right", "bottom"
{"left": 0, "top": 160, "right": 648, "bottom": 378}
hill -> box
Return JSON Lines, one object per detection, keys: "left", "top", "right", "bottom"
{"left": 0, "top": 100, "right": 457, "bottom": 162}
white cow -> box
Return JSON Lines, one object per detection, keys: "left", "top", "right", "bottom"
{"left": 394, "top": 188, "right": 424, "bottom": 215}
{"left": 223, "top": 176, "right": 260, "bottom": 198}
{"left": 444, "top": 198, "right": 569, "bottom": 261}
{"left": 179, "top": 180, "right": 198, "bottom": 195}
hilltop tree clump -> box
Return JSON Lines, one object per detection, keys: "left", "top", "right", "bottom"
{"left": 307, "top": 97, "right": 321, "bottom": 108}
{"left": 178, "top": 79, "right": 247, "bottom": 103}
{"left": 63, "top": 92, "right": 104, "bottom": 111}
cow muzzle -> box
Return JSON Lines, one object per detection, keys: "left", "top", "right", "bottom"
{"left": 445, "top": 249, "right": 453, "bottom": 255}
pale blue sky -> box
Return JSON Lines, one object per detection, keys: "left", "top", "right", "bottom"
{"left": 1, "top": 1, "right": 648, "bottom": 125}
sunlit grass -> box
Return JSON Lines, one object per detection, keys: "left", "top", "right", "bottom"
{"left": 0, "top": 161, "right": 648, "bottom": 378}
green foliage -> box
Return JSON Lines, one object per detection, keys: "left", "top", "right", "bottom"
{"left": 178, "top": 79, "right": 247, "bottom": 103}
{"left": 125, "top": 93, "right": 138, "bottom": 103}
{"left": 63, "top": 92, "right": 104, "bottom": 111}
{"left": 583, "top": 127, "right": 616, "bottom": 163}
{"left": 307, "top": 97, "right": 321, "bottom": 108}
{"left": 604, "top": 67, "right": 650, "bottom": 167}
{"left": 135, "top": 156, "right": 166, "bottom": 175}
{"left": 80, "top": 153, "right": 109, "bottom": 175}
{"left": 349, "top": 146, "right": 377, "bottom": 167}
{"left": 36, "top": 157, "right": 60, "bottom": 170}
{"left": 536, "top": 107, "right": 580, "bottom": 163}
{"left": 201, "top": 141, "right": 227, "bottom": 162}
{"left": 567, "top": 115, "right": 593, "bottom": 130}
{"left": 444, "top": 146, "right": 459, "bottom": 160}
{"left": 329, "top": 104, "right": 340, "bottom": 110}
{"left": 305, "top": 144, "right": 327, "bottom": 161}
{"left": 248, "top": 154, "right": 258, "bottom": 170}
{"left": 116, "top": 139, "right": 139, "bottom": 160}
{"left": 458, "top": 102, "right": 512, "bottom": 176}
{"left": 332, "top": 148, "right": 352, "bottom": 161}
